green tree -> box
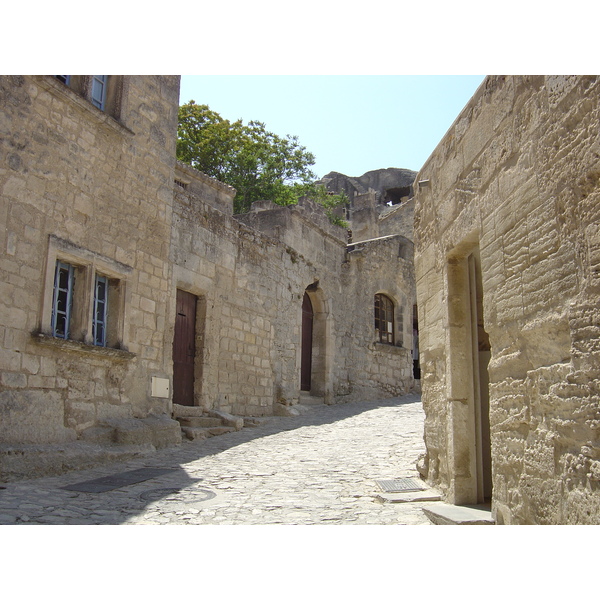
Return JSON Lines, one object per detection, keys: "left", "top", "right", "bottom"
{"left": 177, "top": 101, "right": 348, "bottom": 223}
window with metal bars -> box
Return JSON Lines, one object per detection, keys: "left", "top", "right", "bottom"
{"left": 374, "top": 293, "right": 394, "bottom": 345}
{"left": 93, "top": 275, "right": 108, "bottom": 346}
{"left": 50, "top": 260, "right": 117, "bottom": 347}
{"left": 51, "top": 261, "right": 74, "bottom": 339}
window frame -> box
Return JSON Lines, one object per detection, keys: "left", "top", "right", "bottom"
{"left": 93, "top": 274, "right": 109, "bottom": 347}
{"left": 374, "top": 293, "right": 395, "bottom": 345}
{"left": 52, "top": 75, "right": 124, "bottom": 120}
{"left": 91, "top": 75, "right": 108, "bottom": 110}
{"left": 41, "top": 236, "right": 131, "bottom": 351}
{"left": 51, "top": 261, "right": 74, "bottom": 339}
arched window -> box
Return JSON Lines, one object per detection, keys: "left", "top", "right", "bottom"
{"left": 374, "top": 294, "right": 394, "bottom": 344}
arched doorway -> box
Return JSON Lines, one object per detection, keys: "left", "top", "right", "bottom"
{"left": 301, "top": 292, "right": 313, "bottom": 392}
{"left": 300, "top": 284, "right": 330, "bottom": 400}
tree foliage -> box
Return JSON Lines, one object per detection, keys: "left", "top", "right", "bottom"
{"left": 177, "top": 101, "right": 347, "bottom": 224}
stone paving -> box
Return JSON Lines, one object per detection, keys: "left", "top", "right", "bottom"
{"left": 0, "top": 393, "right": 433, "bottom": 525}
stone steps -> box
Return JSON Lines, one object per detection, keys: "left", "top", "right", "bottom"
{"left": 172, "top": 404, "right": 206, "bottom": 418}
{"left": 180, "top": 425, "right": 237, "bottom": 441}
{"left": 177, "top": 416, "right": 224, "bottom": 428}
{"left": 422, "top": 503, "right": 495, "bottom": 525}
{"left": 173, "top": 405, "right": 246, "bottom": 442}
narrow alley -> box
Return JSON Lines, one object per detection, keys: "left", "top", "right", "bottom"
{"left": 0, "top": 394, "right": 432, "bottom": 525}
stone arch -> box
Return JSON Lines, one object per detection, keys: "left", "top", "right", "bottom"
{"left": 301, "top": 282, "right": 331, "bottom": 400}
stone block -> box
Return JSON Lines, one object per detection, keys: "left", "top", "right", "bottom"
{"left": 181, "top": 426, "right": 210, "bottom": 441}
{"left": 104, "top": 418, "right": 152, "bottom": 446}
{"left": 206, "top": 426, "right": 236, "bottom": 436}
{"left": 0, "top": 389, "right": 77, "bottom": 444}
{"left": 142, "top": 414, "right": 182, "bottom": 449}
{"left": 422, "top": 504, "right": 495, "bottom": 525}
{"left": 207, "top": 409, "right": 244, "bottom": 431}
{"left": 177, "top": 416, "right": 223, "bottom": 428}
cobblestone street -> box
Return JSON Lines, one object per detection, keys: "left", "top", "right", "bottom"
{"left": 0, "top": 394, "right": 432, "bottom": 525}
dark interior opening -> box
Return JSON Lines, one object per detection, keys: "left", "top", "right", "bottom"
{"left": 383, "top": 186, "right": 412, "bottom": 205}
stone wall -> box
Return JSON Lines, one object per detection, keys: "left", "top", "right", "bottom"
{"left": 0, "top": 76, "right": 181, "bottom": 449}
{"left": 413, "top": 75, "right": 600, "bottom": 524}
{"left": 174, "top": 166, "right": 415, "bottom": 413}
{"left": 0, "top": 75, "right": 416, "bottom": 478}
{"left": 340, "top": 234, "right": 415, "bottom": 400}
{"left": 379, "top": 197, "right": 415, "bottom": 242}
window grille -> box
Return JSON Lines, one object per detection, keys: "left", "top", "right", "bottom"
{"left": 93, "top": 275, "right": 109, "bottom": 346}
{"left": 51, "top": 261, "right": 74, "bottom": 339}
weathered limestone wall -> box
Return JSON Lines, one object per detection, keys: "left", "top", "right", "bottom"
{"left": 379, "top": 197, "right": 415, "bottom": 242}
{"left": 0, "top": 75, "right": 416, "bottom": 479}
{"left": 414, "top": 75, "right": 600, "bottom": 524}
{"left": 0, "top": 75, "right": 181, "bottom": 446}
{"left": 174, "top": 172, "right": 415, "bottom": 413}
{"left": 340, "top": 235, "right": 415, "bottom": 400}
{"left": 349, "top": 191, "right": 379, "bottom": 242}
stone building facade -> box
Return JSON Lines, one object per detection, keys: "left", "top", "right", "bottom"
{"left": 413, "top": 75, "right": 600, "bottom": 524}
{"left": 0, "top": 75, "right": 416, "bottom": 479}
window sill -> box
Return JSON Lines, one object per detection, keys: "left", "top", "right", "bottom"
{"left": 373, "top": 342, "right": 408, "bottom": 354}
{"left": 32, "top": 332, "right": 136, "bottom": 361}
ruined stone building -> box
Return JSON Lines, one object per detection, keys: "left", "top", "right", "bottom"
{"left": 414, "top": 75, "right": 600, "bottom": 524}
{"left": 319, "top": 167, "right": 416, "bottom": 210}
{"left": 318, "top": 168, "right": 417, "bottom": 246}
{"left": 0, "top": 75, "right": 417, "bottom": 479}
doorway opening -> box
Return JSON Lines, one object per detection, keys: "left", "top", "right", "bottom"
{"left": 447, "top": 243, "right": 492, "bottom": 505}
{"left": 468, "top": 251, "right": 492, "bottom": 502}
{"left": 300, "top": 284, "right": 330, "bottom": 399}
{"left": 413, "top": 304, "right": 420, "bottom": 380}
{"left": 173, "top": 289, "right": 205, "bottom": 407}
{"left": 301, "top": 291, "right": 313, "bottom": 392}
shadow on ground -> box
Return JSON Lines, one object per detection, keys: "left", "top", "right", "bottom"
{"left": 2, "top": 394, "right": 422, "bottom": 525}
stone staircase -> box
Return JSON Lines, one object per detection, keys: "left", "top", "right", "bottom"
{"left": 172, "top": 405, "right": 260, "bottom": 441}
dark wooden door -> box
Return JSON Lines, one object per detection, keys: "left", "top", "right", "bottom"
{"left": 173, "top": 289, "right": 196, "bottom": 406}
{"left": 301, "top": 292, "right": 313, "bottom": 391}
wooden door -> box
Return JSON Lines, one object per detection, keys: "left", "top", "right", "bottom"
{"left": 173, "top": 289, "right": 196, "bottom": 406}
{"left": 301, "top": 292, "right": 313, "bottom": 391}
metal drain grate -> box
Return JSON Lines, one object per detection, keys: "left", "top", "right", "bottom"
{"left": 376, "top": 478, "right": 426, "bottom": 493}
{"left": 61, "top": 467, "right": 173, "bottom": 493}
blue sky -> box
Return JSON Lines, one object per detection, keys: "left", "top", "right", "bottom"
{"left": 179, "top": 75, "right": 485, "bottom": 179}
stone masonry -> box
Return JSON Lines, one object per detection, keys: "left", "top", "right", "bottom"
{"left": 0, "top": 76, "right": 181, "bottom": 453}
{"left": 413, "top": 75, "right": 600, "bottom": 524}
{"left": 0, "top": 76, "right": 417, "bottom": 480}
